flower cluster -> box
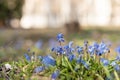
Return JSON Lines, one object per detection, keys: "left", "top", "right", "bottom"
{"left": 22, "top": 33, "right": 120, "bottom": 80}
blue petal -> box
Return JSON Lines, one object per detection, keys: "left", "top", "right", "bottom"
{"left": 68, "top": 54, "right": 75, "bottom": 62}
{"left": 57, "top": 33, "right": 64, "bottom": 42}
{"left": 77, "top": 46, "right": 83, "bottom": 54}
{"left": 76, "top": 54, "right": 82, "bottom": 64}
{"left": 24, "top": 53, "right": 31, "bottom": 61}
{"left": 93, "top": 42, "right": 99, "bottom": 49}
{"left": 68, "top": 41, "right": 73, "bottom": 48}
{"left": 115, "top": 46, "right": 120, "bottom": 55}
{"left": 51, "top": 70, "right": 60, "bottom": 80}
{"left": 34, "top": 66, "right": 45, "bottom": 73}
{"left": 51, "top": 47, "right": 55, "bottom": 52}
{"left": 88, "top": 46, "right": 95, "bottom": 56}
{"left": 100, "top": 58, "right": 109, "bottom": 66}
{"left": 116, "top": 55, "right": 120, "bottom": 61}
{"left": 81, "top": 60, "right": 89, "bottom": 69}
{"left": 114, "top": 65, "right": 120, "bottom": 71}
{"left": 42, "top": 55, "right": 56, "bottom": 67}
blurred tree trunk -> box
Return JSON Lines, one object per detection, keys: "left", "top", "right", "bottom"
{"left": 65, "top": 21, "right": 81, "bottom": 33}
{"left": 65, "top": 0, "right": 81, "bottom": 33}
{"left": 0, "top": 20, "right": 5, "bottom": 28}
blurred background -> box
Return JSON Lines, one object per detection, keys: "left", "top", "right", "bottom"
{"left": 0, "top": 0, "right": 120, "bottom": 61}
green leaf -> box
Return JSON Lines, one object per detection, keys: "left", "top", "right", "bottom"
{"left": 114, "top": 71, "right": 120, "bottom": 80}
{"left": 64, "top": 56, "right": 76, "bottom": 73}
{"left": 95, "top": 74, "right": 104, "bottom": 80}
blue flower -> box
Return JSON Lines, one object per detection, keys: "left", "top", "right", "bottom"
{"left": 52, "top": 46, "right": 65, "bottom": 55}
{"left": 81, "top": 60, "right": 89, "bottom": 69}
{"left": 33, "top": 66, "right": 45, "bottom": 73}
{"left": 116, "top": 55, "right": 120, "bottom": 61}
{"left": 99, "top": 42, "right": 109, "bottom": 52}
{"left": 100, "top": 58, "right": 110, "bottom": 66}
{"left": 84, "top": 40, "right": 88, "bottom": 47}
{"left": 68, "top": 41, "right": 73, "bottom": 48}
{"left": 88, "top": 46, "right": 95, "bottom": 56}
{"left": 56, "top": 46, "right": 64, "bottom": 55}
{"left": 76, "top": 55, "right": 89, "bottom": 69}
{"left": 51, "top": 47, "right": 55, "bottom": 52}
{"left": 76, "top": 54, "right": 82, "bottom": 64}
{"left": 57, "top": 33, "right": 64, "bottom": 42}
{"left": 96, "top": 42, "right": 109, "bottom": 56}
{"left": 115, "top": 46, "right": 120, "bottom": 55}
{"left": 93, "top": 42, "right": 99, "bottom": 49}
{"left": 76, "top": 46, "right": 83, "bottom": 54}
{"left": 114, "top": 65, "right": 120, "bottom": 71}
{"left": 24, "top": 53, "right": 31, "bottom": 61}
{"left": 68, "top": 54, "right": 75, "bottom": 62}
{"left": 115, "top": 46, "right": 120, "bottom": 61}
{"left": 42, "top": 55, "right": 56, "bottom": 67}
{"left": 64, "top": 41, "right": 75, "bottom": 55}
{"left": 51, "top": 70, "right": 60, "bottom": 80}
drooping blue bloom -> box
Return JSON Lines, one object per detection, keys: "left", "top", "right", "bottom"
{"left": 56, "top": 33, "right": 64, "bottom": 42}
{"left": 57, "top": 46, "right": 64, "bottom": 55}
{"left": 99, "top": 42, "right": 106, "bottom": 49}
{"left": 99, "top": 42, "right": 109, "bottom": 53}
{"left": 100, "top": 58, "right": 110, "bottom": 66}
{"left": 115, "top": 46, "right": 120, "bottom": 61}
{"left": 116, "top": 55, "right": 120, "bottom": 61}
{"left": 76, "top": 54, "right": 82, "bottom": 64}
{"left": 51, "top": 47, "right": 55, "bottom": 52}
{"left": 64, "top": 41, "right": 75, "bottom": 55}
{"left": 93, "top": 42, "right": 99, "bottom": 49}
{"left": 42, "top": 55, "right": 56, "bottom": 67}
{"left": 88, "top": 46, "right": 95, "bottom": 56}
{"left": 76, "top": 55, "right": 89, "bottom": 69}
{"left": 114, "top": 65, "right": 120, "bottom": 71}
{"left": 24, "top": 53, "right": 31, "bottom": 61}
{"left": 115, "top": 46, "right": 120, "bottom": 55}
{"left": 84, "top": 40, "right": 88, "bottom": 47}
{"left": 68, "top": 54, "right": 75, "bottom": 62}
{"left": 52, "top": 46, "right": 65, "bottom": 55}
{"left": 81, "top": 60, "right": 89, "bottom": 69}
{"left": 33, "top": 66, "right": 45, "bottom": 73}
{"left": 96, "top": 42, "right": 110, "bottom": 56}
{"left": 51, "top": 70, "right": 60, "bottom": 80}
{"left": 68, "top": 41, "right": 73, "bottom": 48}
{"left": 76, "top": 58, "right": 81, "bottom": 64}
{"left": 76, "top": 46, "right": 83, "bottom": 54}
{"left": 96, "top": 50, "right": 104, "bottom": 56}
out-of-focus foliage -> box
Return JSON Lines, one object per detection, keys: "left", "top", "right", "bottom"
{"left": 0, "top": 0, "right": 23, "bottom": 20}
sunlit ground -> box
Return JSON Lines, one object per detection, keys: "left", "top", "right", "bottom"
{"left": 0, "top": 27, "right": 120, "bottom": 62}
